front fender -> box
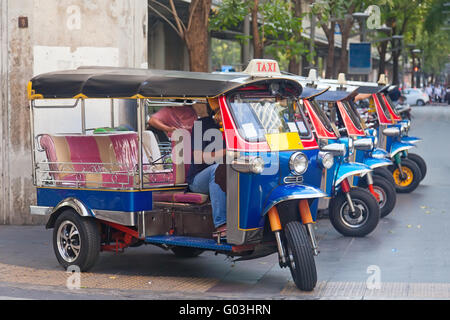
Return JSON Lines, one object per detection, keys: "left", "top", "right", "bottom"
{"left": 335, "top": 162, "right": 371, "bottom": 186}
{"left": 364, "top": 157, "right": 392, "bottom": 170}
{"left": 390, "top": 141, "right": 415, "bottom": 157}
{"left": 262, "top": 184, "right": 326, "bottom": 216}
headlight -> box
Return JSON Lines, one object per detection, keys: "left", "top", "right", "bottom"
{"left": 318, "top": 151, "right": 334, "bottom": 169}
{"left": 289, "top": 152, "right": 308, "bottom": 175}
{"left": 232, "top": 156, "right": 265, "bottom": 174}
{"left": 250, "top": 157, "right": 265, "bottom": 174}
{"left": 354, "top": 138, "right": 374, "bottom": 151}
{"left": 382, "top": 127, "right": 400, "bottom": 137}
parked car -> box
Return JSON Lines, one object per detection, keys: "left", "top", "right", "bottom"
{"left": 402, "top": 88, "right": 430, "bottom": 106}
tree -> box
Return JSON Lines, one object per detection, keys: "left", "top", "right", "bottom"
{"left": 148, "top": 0, "right": 212, "bottom": 72}
{"left": 210, "top": 0, "right": 308, "bottom": 73}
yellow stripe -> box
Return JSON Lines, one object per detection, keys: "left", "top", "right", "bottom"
{"left": 265, "top": 132, "right": 303, "bottom": 151}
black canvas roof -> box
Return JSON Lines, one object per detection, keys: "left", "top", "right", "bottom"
{"left": 315, "top": 88, "right": 359, "bottom": 102}
{"left": 29, "top": 67, "right": 303, "bottom": 100}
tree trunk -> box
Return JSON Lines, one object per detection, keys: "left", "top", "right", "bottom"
{"left": 184, "top": 0, "right": 212, "bottom": 72}
{"left": 251, "top": 0, "right": 263, "bottom": 59}
{"left": 337, "top": 20, "right": 352, "bottom": 74}
{"left": 288, "top": 0, "right": 303, "bottom": 75}
{"left": 322, "top": 21, "right": 336, "bottom": 79}
{"left": 377, "top": 41, "right": 388, "bottom": 80}
{"left": 392, "top": 49, "right": 400, "bottom": 85}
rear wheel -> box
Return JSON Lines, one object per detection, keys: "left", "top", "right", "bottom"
{"left": 359, "top": 175, "right": 397, "bottom": 218}
{"left": 53, "top": 209, "right": 100, "bottom": 271}
{"left": 283, "top": 221, "right": 317, "bottom": 291}
{"left": 171, "top": 247, "right": 204, "bottom": 258}
{"left": 416, "top": 99, "right": 425, "bottom": 106}
{"left": 389, "top": 158, "right": 422, "bottom": 193}
{"left": 407, "top": 153, "right": 427, "bottom": 182}
{"left": 329, "top": 187, "right": 380, "bottom": 237}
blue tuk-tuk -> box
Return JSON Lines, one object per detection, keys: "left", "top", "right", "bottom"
{"left": 28, "top": 59, "right": 333, "bottom": 291}
{"left": 296, "top": 85, "right": 381, "bottom": 237}
{"left": 354, "top": 85, "right": 425, "bottom": 193}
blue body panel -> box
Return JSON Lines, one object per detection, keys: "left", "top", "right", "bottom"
{"left": 37, "top": 187, "right": 153, "bottom": 213}
{"left": 236, "top": 149, "right": 323, "bottom": 230}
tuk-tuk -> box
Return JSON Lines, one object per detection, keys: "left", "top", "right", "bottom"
{"left": 354, "top": 84, "right": 425, "bottom": 193}
{"left": 296, "top": 85, "right": 381, "bottom": 237}
{"left": 28, "top": 59, "right": 330, "bottom": 291}
{"left": 313, "top": 84, "right": 397, "bottom": 218}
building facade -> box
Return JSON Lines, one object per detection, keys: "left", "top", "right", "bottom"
{"left": 0, "top": 0, "right": 148, "bottom": 224}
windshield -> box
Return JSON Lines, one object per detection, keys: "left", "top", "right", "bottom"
{"left": 383, "top": 94, "right": 400, "bottom": 116}
{"left": 376, "top": 93, "right": 393, "bottom": 121}
{"left": 341, "top": 101, "right": 364, "bottom": 131}
{"left": 308, "top": 100, "right": 339, "bottom": 135}
{"left": 228, "top": 93, "right": 311, "bottom": 142}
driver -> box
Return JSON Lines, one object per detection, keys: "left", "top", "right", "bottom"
{"left": 186, "top": 103, "right": 227, "bottom": 238}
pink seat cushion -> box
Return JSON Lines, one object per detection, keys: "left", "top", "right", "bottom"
{"left": 153, "top": 191, "right": 209, "bottom": 204}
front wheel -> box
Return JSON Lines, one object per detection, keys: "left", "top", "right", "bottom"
{"left": 53, "top": 209, "right": 101, "bottom": 271}
{"left": 283, "top": 221, "right": 317, "bottom": 291}
{"left": 407, "top": 153, "right": 427, "bottom": 182}
{"left": 389, "top": 158, "right": 422, "bottom": 193}
{"left": 329, "top": 187, "right": 380, "bottom": 237}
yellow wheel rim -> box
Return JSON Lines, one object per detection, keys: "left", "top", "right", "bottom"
{"left": 393, "top": 167, "right": 414, "bottom": 187}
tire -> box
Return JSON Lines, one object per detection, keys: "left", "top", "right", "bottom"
{"left": 329, "top": 187, "right": 380, "bottom": 237}
{"left": 283, "top": 221, "right": 317, "bottom": 291}
{"left": 407, "top": 153, "right": 427, "bottom": 182}
{"left": 171, "top": 247, "right": 204, "bottom": 258}
{"left": 373, "top": 167, "right": 396, "bottom": 186}
{"left": 389, "top": 158, "right": 422, "bottom": 193}
{"left": 416, "top": 99, "right": 425, "bottom": 106}
{"left": 359, "top": 175, "right": 397, "bottom": 218}
{"left": 53, "top": 209, "right": 100, "bottom": 272}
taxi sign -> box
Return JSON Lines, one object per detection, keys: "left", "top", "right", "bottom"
{"left": 244, "top": 59, "right": 282, "bottom": 77}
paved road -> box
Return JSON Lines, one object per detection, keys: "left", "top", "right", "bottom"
{"left": 0, "top": 105, "right": 449, "bottom": 300}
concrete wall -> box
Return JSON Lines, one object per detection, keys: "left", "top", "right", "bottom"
{"left": 0, "top": 0, "right": 148, "bottom": 224}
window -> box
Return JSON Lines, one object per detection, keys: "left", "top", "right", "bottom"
{"left": 228, "top": 92, "right": 311, "bottom": 142}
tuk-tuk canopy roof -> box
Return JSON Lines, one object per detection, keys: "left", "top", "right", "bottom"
{"left": 314, "top": 88, "right": 359, "bottom": 102}
{"left": 28, "top": 66, "right": 303, "bottom": 100}
{"left": 299, "top": 86, "right": 329, "bottom": 99}
{"left": 355, "top": 85, "right": 386, "bottom": 94}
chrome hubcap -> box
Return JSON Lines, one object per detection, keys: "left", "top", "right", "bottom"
{"left": 57, "top": 221, "right": 81, "bottom": 263}
{"left": 340, "top": 199, "right": 370, "bottom": 228}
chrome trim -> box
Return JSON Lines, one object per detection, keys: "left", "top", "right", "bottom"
{"left": 52, "top": 198, "right": 92, "bottom": 217}
{"left": 335, "top": 169, "right": 371, "bottom": 186}
{"left": 354, "top": 138, "right": 373, "bottom": 151}
{"left": 283, "top": 175, "right": 304, "bottom": 184}
{"left": 92, "top": 210, "right": 137, "bottom": 226}
{"left": 30, "top": 205, "right": 53, "bottom": 216}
